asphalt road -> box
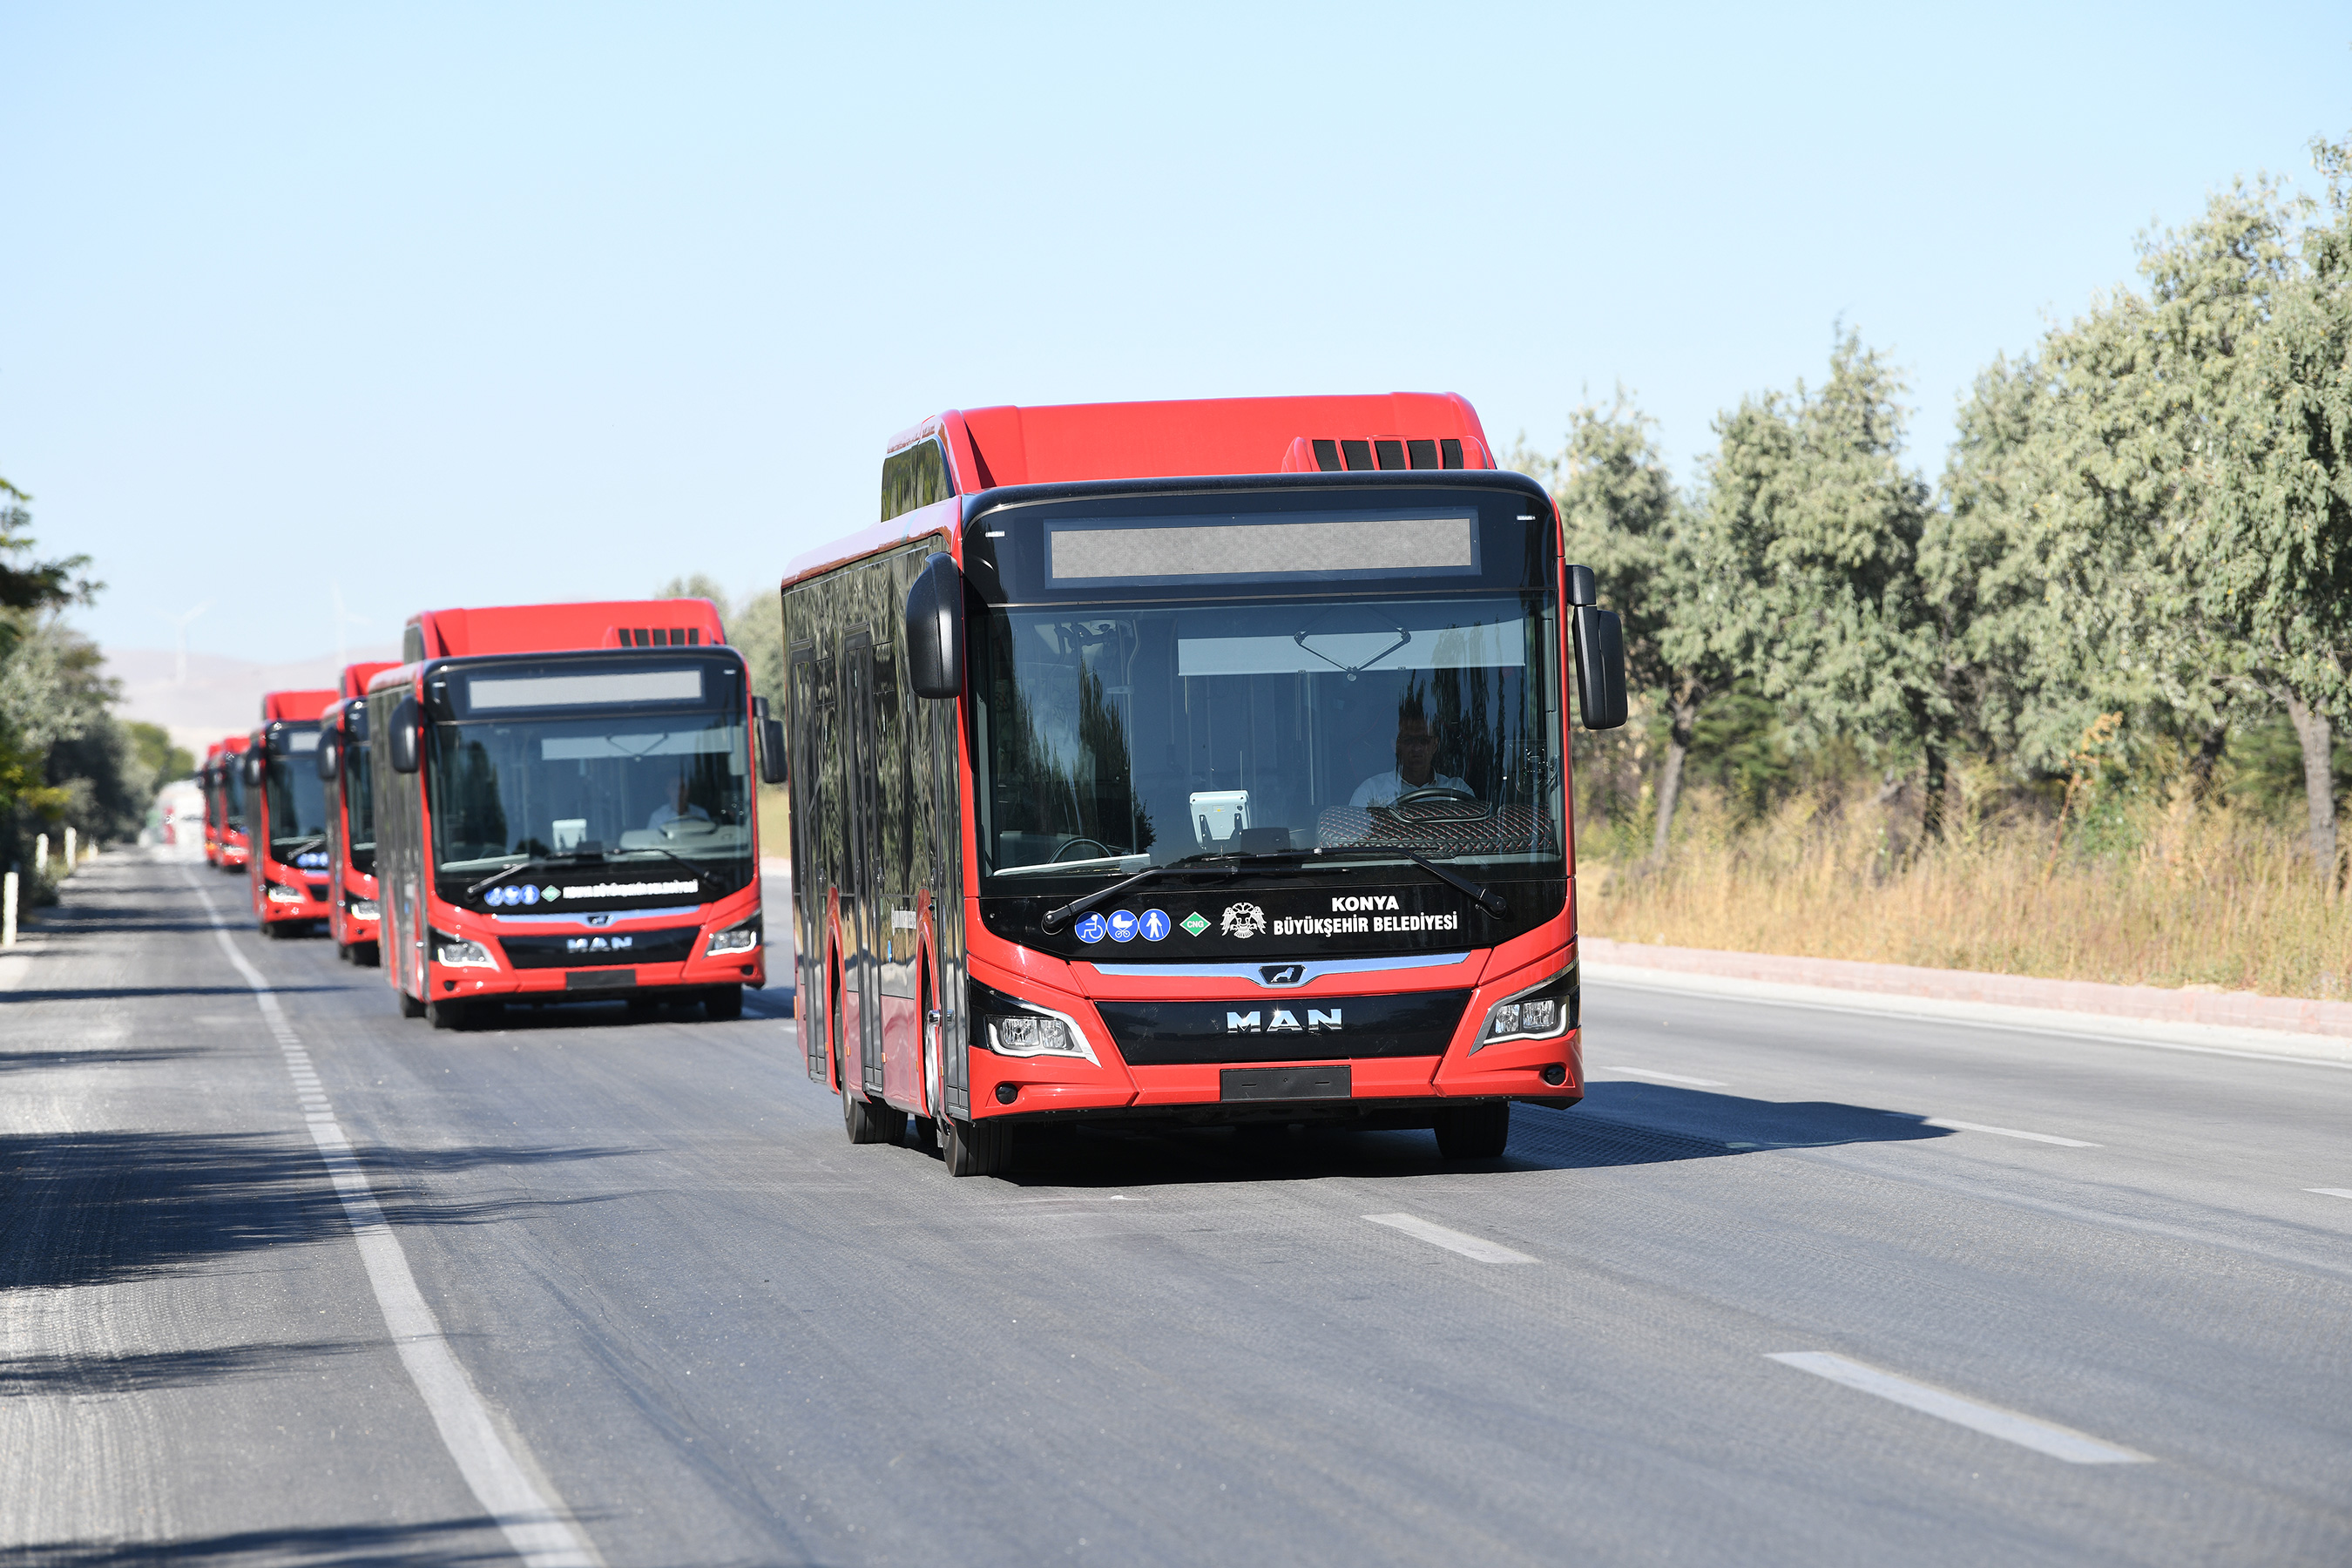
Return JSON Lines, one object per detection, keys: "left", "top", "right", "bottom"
{"left": 3, "top": 848, "right": 2349, "bottom": 1566}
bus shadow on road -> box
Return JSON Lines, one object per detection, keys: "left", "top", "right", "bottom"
{"left": 997, "top": 1081, "right": 1956, "bottom": 1188}
{"left": 0, "top": 1131, "right": 638, "bottom": 1294}
{"left": 10, "top": 1517, "right": 520, "bottom": 1567}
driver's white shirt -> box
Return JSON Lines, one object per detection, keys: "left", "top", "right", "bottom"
{"left": 1348, "top": 769, "right": 1470, "bottom": 809}
{"left": 645, "top": 802, "right": 713, "bottom": 832}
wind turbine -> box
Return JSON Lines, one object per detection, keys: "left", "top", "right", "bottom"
{"left": 159, "top": 601, "right": 212, "bottom": 686}
{"left": 329, "top": 581, "right": 368, "bottom": 672}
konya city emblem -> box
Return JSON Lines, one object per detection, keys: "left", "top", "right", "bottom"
{"left": 1220, "top": 902, "right": 1267, "bottom": 939}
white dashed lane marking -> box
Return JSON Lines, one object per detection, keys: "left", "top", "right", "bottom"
{"left": 2307, "top": 1187, "right": 2352, "bottom": 1200}
{"left": 1903, "top": 1115, "right": 2100, "bottom": 1148}
{"left": 1363, "top": 1213, "right": 1537, "bottom": 1264}
{"left": 1768, "top": 1352, "right": 2150, "bottom": 1464}
{"left": 1597, "top": 1064, "right": 1728, "bottom": 1087}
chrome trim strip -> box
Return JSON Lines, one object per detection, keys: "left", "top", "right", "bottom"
{"left": 488, "top": 905, "right": 702, "bottom": 925}
{"left": 1083, "top": 951, "right": 1476, "bottom": 988}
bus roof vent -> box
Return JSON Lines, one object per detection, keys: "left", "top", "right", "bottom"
{"left": 1283, "top": 435, "right": 1483, "bottom": 473}
{"left": 606, "top": 626, "right": 705, "bottom": 649}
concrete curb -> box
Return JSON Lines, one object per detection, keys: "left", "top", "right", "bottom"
{"left": 1581, "top": 938, "right": 2352, "bottom": 1068}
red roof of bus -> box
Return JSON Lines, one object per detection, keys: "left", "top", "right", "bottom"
{"left": 786, "top": 393, "right": 1497, "bottom": 586}
{"left": 404, "top": 599, "right": 727, "bottom": 659}
{"left": 924, "top": 392, "right": 1493, "bottom": 490}
{"left": 340, "top": 661, "right": 398, "bottom": 700}
{"left": 262, "top": 689, "right": 337, "bottom": 723}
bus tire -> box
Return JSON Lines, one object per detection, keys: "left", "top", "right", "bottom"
{"left": 1434, "top": 1101, "right": 1511, "bottom": 1161}
{"left": 841, "top": 1085, "right": 904, "bottom": 1145}
{"left": 911, "top": 1116, "right": 940, "bottom": 1155}
{"left": 399, "top": 989, "right": 427, "bottom": 1019}
{"left": 943, "top": 1116, "right": 1011, "bottom": 1177}
{"left": 703, "top": 984, "right": 743, "bottom": 1021}
{"left": 427, "top": 997, "right": 472, "bottom": 1031}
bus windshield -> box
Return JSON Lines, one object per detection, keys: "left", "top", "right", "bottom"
{"left": 973, "top": 591, "right": 1562, "bottom": 882}
{"left": 345, "top": 738, "right": 375, "bottom": 868}
{"left": 220, "top": 760, "right": 247, "bottom": 831}
{"left": 423, "top": 656, "right": 753, "bottom": 892}
{"left": 265, "top": 727, "right": 331, "bottom": 868}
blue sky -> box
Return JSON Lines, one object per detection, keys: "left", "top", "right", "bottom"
{"left": 4, "top": 3, "right": 2347, "bottom": 664}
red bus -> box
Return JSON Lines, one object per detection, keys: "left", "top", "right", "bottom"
{"left": 244, "top": 688, "right": 339, "bottom": 936}
{"left": 319, "top": 660, "right": 399, "bottom": 963}
{"left": 203, "top": 735, "right": 253, "bottom": 872}
{"left": 779, "top": 393, "right": 1626, "bottom": 1176}
{"left": 368, "top": 599, "right": 770, "bottom": 1030}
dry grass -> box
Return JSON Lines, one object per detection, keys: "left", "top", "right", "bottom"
{"left": 1580, "top": 781, "right": 2350, "bottom": 1000}
{"left": 756, "top": 786, "right": 790, "bottom": 863}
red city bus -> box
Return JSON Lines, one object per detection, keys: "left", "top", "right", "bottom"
{"left": 320, "top": 660, "right": 398, "bottom": 963}
{"left": 244, "top": 688, "right": 340, "bottom": 936}
{"left": 368, "top": 599, "right": 770, "bottom": 1030}
{"left": 780, "top": 393, "right": 1627, "bottom": 1176}
{"left": 205, "top": 735, "right": 253, "bottom": 872}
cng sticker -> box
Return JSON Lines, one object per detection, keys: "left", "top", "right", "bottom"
{"left": 1179, "top": 911, "right": 1210, "bottom": 937}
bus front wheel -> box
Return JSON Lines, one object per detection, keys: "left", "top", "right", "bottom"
{"left": 943, "top": 1116, "right": 1011, "bottom": 1178}
{"left": 703, "top": 984, "right": 743, "bottom": 1022}
{"left": 841, "top": 1085, "right": 905, "bottom": 1146}
{"left": 399, "top": 990, "right": 426, "bottom": 1019}
{"left": 1434, "top": 1102, "right": 1511, "bottom": 1161}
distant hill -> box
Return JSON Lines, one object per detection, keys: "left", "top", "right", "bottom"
{"left": 104, "top": 644, "right": 402, "bottom": 761}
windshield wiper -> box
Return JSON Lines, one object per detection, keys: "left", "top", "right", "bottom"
{"left": 1038, "top": 851, "right": 1296, "bottom": 932}
{"left": 1314, "top": 846, "right": 1509, "bottom": 915}
{"left": 277, "top": 835, "right": 326, "bottom": 859}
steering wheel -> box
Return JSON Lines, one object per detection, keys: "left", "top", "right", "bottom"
{"left": 1050, "top": 837, "right": 1116, "bottom": 862}
{"left": 1395, "top": 786, "right": 1478, "bottom": 806}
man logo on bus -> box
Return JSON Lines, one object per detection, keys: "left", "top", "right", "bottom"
{"left": 1220, "top": 902, "right": 1267, "bottom": 939}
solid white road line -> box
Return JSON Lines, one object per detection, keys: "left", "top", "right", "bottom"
{"left": 1915, "top": 1116, "right": 2099, "bottom": 1148}
{"left": 185, "top": 873, "right": 599, "bottom": 1568}
{"left": 1363, "top": 1213, "right": 1537, "bottom": 1264}
{"left": 1596, "top": 1064, "right": 1729, "bottom": 1087}
{"left": 1767, "top": 1351, "right": 2149, "bottom": 1464}
{"left": 2307, "top": 1188, "right": 2352, "bottom": 1200}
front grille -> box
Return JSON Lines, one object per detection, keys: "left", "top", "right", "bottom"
{"left": 500, "top": 925, "right": 698, "bottom": 970}
{"left": 1094, "top": 990, "right": 1470, "bottom": 1066}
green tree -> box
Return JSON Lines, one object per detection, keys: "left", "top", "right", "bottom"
{"left": 2200, "top": 141, "right": 2352, "bottom": 877}
{"left": 1702, "top": 334, "right": 1958, "bottom": 825}
{"left": 1539, "top": 396, "right": 1737, "bottom": 858}
{"left": 658, "top": 571, "right": 784, "bottom": 723}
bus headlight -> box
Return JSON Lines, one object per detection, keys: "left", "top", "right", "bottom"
{"left": 1475, "top": 963, "right": 1577, "bottom": 1050}
{"left": 706, "top": 916, "right": 760, "bottom": 956}
{"left": 429, "top": 929, "right": 497, "bottom": 969}
{"left": 970, "top": 979, "right": 1098, "bottom": 1064}
{"left": 266, "top": 881, "right": 307, "bottom": 904}
{"left": 348, "top": 898, "right": 380, "bottom": 921}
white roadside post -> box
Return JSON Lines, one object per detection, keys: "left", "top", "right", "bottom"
{"left": 64, "top": 827, "right": 76, "bottom": 874}
{"left": 3, "top": 871, "right": 16, "bottom": 947}
{"left": 34, "top": 834, "right": 47, "bottom": 877}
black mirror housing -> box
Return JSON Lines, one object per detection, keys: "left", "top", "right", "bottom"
{"left": 240, "top": 750, "right": 265, "bottom": 787}
{"left": 389, "top": 695, "right": 422, "bottom": 774}
{"left": 903, "top": 552, "right": 963, "bottom": 700}
{"left": 1572, "top": 606, "right": 1629, "bottom": 731}
{"left": 316, "top": 734, "right": 341, "bottom": 781}
{"left": 754, "top": 696, "right": 787, "bottom": 786}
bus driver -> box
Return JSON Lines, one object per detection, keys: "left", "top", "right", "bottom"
{"left": 1349, "top": 695, "right": 1469, "bottom": 809}
{"left": 645, "top": 774, "right": 713, "bottom": 833}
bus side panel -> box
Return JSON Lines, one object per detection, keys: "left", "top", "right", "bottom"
{"left": 368, "top": 686, "right": 423, "bottom": 1003}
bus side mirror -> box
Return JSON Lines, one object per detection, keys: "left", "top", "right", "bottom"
{"left": 1572, "top": 606, "right": 1628, "bottom": 731}
{"left": 317, "top": 735, "right": 341, "bottom": 781}
{"left": 754, "top": 696, "right": 787, "bottom": 786}
{"left": 389, "top": 696, "right": 422, "bottom": 774}
{"left": 240, "top": 750, "right": 266, "bottom": 787}
{"left": 903, "top": 552, "right": 963, "bottom": 700}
